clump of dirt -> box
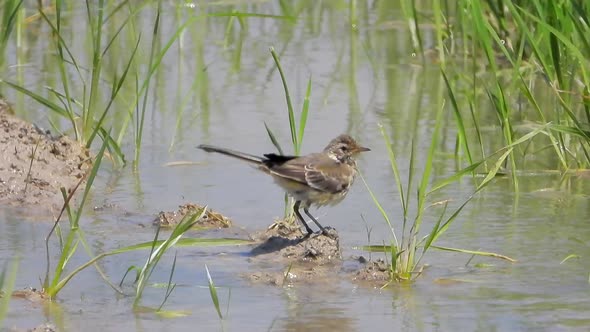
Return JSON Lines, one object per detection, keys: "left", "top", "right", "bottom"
{"left": 28, "top": 324, "right": 57, "bottom": 332}
{"left": 6, "top": 289, "right": 55, "bottom": 331}
{"left": 250, "top": 219, "right": 340, "bottom": 264}
{"left": 8, "top": 323, "right": 56, "bottom": 332}
{"left": 153, "top": 203, "right": 232, "bottom": 229}
{"left": 245, "top": 219, "right": 341, "bottom": 285}
{"left": 10, "top": 287, "right": 50, "bottom": 304}
{"left": 0, "top": 99, "right": 91, "bottom": 213}
{"left": 352, "top": 258, "right": 392, "bottom": 284}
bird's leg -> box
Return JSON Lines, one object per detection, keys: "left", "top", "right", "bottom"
{"left": 294, "top": 201, "right": 314, "bottom": 236}
{"left": 303, "top": 207, "right": 326, "bottom": 234}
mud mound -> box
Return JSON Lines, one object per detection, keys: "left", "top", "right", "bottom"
{"left": 0, "top": 99, "right": 91, "bottom": 213}
{"left": 352, "top": 258, "right": 392, "bottom": 284}
{"left": 11, "top": 287, "right": 50, "bottom": 304}
{"left": 245, "top": 219, "right": 341, "bottom": 285}
{"left": 153, "top": 203, "right": 232, "bottom": 229}
{"left": 250, "top": 219, "right": 340, "bottom": 264}
{"left": 7, "top": 323, "right": 56, "bottom": 332}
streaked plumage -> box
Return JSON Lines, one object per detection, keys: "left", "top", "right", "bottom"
{"left": 198, "top": 134, "right": 370, "bottom": 236}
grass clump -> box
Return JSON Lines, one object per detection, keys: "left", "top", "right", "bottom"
{"left": 362, "top": 117, "right": 545, "bottom": 282}
{"left": 423, "top": 1, "right": 590, "bottom": 173}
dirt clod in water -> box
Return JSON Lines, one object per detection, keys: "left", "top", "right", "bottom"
{"left": 28, "top": 324, "right": 57, "bottom": 332}
{"left": 10, "top": 287, "right": 50, "bottom": 304}
{"left": 246, "top": 219, "right": 342, "bottom": 285}
{"left": 250, "top": 219, "right": 340, "bottom": 264}
{"left": 352, "top": 258, "right": 392, "bottom": 284}
{"left": 153, "top": 203, "right": 232, "bottom": 229}
{"left": 0, "top": 99, "right": 91, "bottom": 213}
{"left": 8, "top": 323, "right": 56, "bottom": 332}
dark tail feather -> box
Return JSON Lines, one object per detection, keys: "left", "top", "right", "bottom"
{"left": 197, "top": 144, "right": 265, "bottom": 165}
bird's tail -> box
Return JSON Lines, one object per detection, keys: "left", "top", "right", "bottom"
{"left": 197, "top": 144, "right": 265, "bottom": 165}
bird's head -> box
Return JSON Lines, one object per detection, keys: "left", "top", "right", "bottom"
{"left": 324, "top": 134, "right": 370, "bottom": 162}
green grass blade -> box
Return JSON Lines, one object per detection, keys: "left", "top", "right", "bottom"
{"left": 205, "top": 265, "right": 223, "bottom": 319}
{"left": 55, "top": 237, "right": 249, "bottom": 298}
{"left": 72, "top": 129, "right": 109, "bottom": 227}
{"left": 297, "top": 76, "right": 312, "bottom": 154}
{"left": 86, "top": 34, "right": 141, "bottom": 148}
{"left": 478, "top": 148, "right": 512, "bottom": 190}
{"left": 154, "top": 309, "right": 190, "bottom": 318}
{"left": 85, "top": 0, "right": 105, "bottom": 133}
{"left": 428, "top": 159, "right": 485, "bottom": 194}
{"left": 560, "top": 254, "right": 581, "bottom": 264}
{"left": 270, "top": 47, "right": 297, "bottom": 151}
{"left": 441, "top": 69, "right": 472, "bottom": 164}
{"left": 157, "top": 252, "right": 178, "bottom": 311}
{"left": 355, "top": 244, "right": 394, "bottom": 252}
{"left": 415, "top": 100, "right": 445, "bottom": 230}
{"left": 0, "top": 259, "right": 18, "bottom": 324}
{"left": 360, "top": 172, "right": 398, "bottom": 247}
{"left": 264, "top": 122, "right": 285, "bottom": 155}
{"left": 378, "top": 124, "right": 407, "bottom": 216}
{"left": 98, "top": 128, "right": 126, "bottom": 165}
{"left": 115, "top": 237, "right": 253, "bottom": 252}
{"left": 0, "top": 79, "right": 69, "bottom": 117}
{"left": 0, "top": 0, "right": 23, "bottom": 66}
{"left": 135, "top": 3, "right": 161, "bottom": 166}
{"left": 134, "top": 208, "right": 205, "bottom": 306}
{"left": 431, "top": 245, "right": 516, "bottom": 263}
{"left": 119, "top": 265, "right": 140, "bottom": 286}
{"left": 422, "top": 201, "right": 447, "bottom": 252}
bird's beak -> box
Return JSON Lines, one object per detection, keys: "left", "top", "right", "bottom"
{"left": 357, "top": 146, "right": 371, "bottom": 152}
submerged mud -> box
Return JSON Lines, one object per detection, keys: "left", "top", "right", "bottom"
{"left": 0, "top": 99, "right": 91, "bottom": 213}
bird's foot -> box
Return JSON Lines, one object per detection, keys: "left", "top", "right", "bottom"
{"left": 298, "top": 227, "right": 338, "bottom": 241}
{"left": 297, "top": 231, "right": 313, "bottom": 242}
{"left": 320, "top": 227, "right": 338, "bottom": 240}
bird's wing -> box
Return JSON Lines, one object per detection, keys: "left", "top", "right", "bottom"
{"left": 268, "top": 153, "right": 352, "bottom": 193}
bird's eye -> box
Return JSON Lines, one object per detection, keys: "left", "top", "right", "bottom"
{"left": 340, "top": 146, "right": 348, "bottom": 152}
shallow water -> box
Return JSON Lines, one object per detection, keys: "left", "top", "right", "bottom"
{"left": 2, "top": 1, "right": 590, "bottom": 331}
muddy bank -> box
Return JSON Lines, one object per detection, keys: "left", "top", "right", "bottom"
{"left": 0, "top": 99, "right": 91, "bottom": 213}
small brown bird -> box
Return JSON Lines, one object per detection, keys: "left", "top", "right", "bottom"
{"left": 197, "top": 134, "right": 370, "bottom": 236}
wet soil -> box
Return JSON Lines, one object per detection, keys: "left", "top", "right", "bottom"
{"left": 351, "top": 258, "right": 392, "bottom": 284}
{"left": 6, "top": 323, "right": 56, "bottom": 332}
{"left": 245, "top": 219, "right": 343, "bottom": 285}
{"left": 243, "top": 219, "right": 394, "bottom": 286}
{"left": 0, "top": 99, "right": 91, "bottom": 214}
{"left": 10, "top": 287, "right": 50, "bottom": 304}
{"left": 250, "top": 219, "right": 341, "bottom": 263}
{"left": 151, "top": 206, "right": 393, "bottom": 286}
